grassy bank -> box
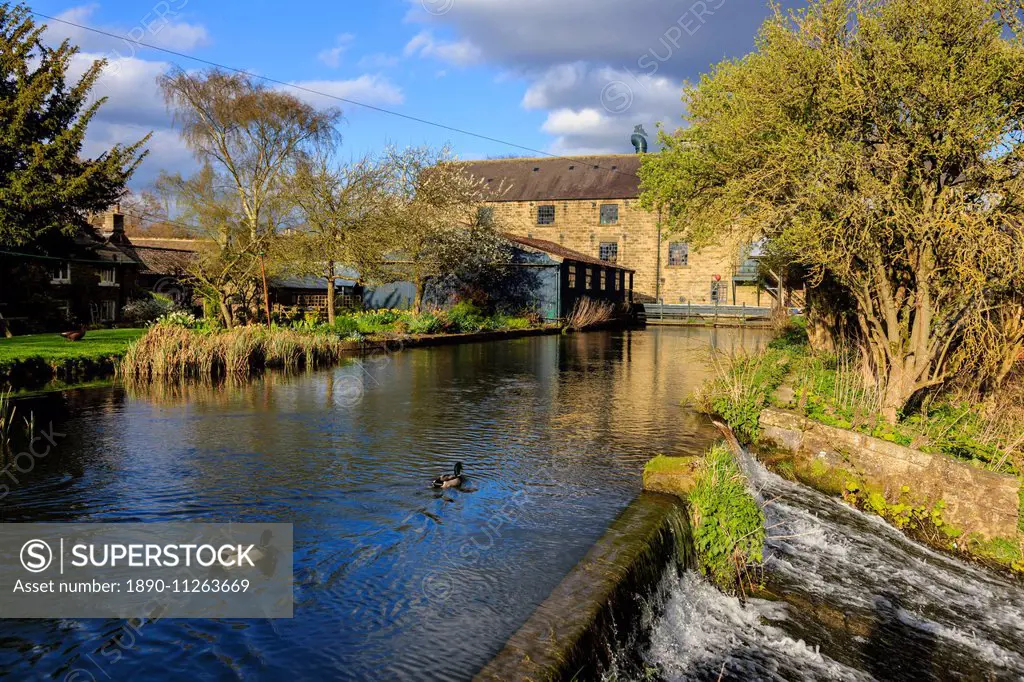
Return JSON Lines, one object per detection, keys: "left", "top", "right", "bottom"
{"left": 695, "top": 321, "right": 1024, "bottom": 475}
{"left": 121, "top": 305, "right": 556, "bottom": 381}
{"left": 0, "top": 328, "right": 145, "bottom": 388}
{"left": 694, "top": 320, "right": 1024, "bottom": 574}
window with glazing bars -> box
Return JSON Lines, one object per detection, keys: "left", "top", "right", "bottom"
{"left": 537, "top": 205, "right": 555, "bottom": 224}
{"left": 599, "top": 204, "right": 618, "bottom": 225}
{"left": 668, "top": 242, "right": 689, "bottom": 266}
{"left": 599, "top": 242, "right": 618, "bottom": 263}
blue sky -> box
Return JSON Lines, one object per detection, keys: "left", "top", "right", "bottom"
{"left": 30, "top": 0, "right": 796, "bottom": 187}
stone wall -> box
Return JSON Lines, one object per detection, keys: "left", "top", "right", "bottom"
{"left": 759, "top": 408, "right": 1021, "bottom": 540}
{"left": 485, "top": 198, "right": 763, "bottom": 306}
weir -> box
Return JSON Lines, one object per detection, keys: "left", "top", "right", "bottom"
{"left": 473, "top": 492, "right": 695, "bottom": 682}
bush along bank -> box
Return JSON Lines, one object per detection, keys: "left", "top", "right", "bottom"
{"left": 694, "top": 319, "right": 1024, "bottom": 575}
{"left": 644, "top": 444, "right": 766, "bottom": 596}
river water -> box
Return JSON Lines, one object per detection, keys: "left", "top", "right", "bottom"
{"left": 0, "top": 327, "right": 765, "bottom": 681}
{"left": 642, "top": 448, "right": 1024, "bottom": 681}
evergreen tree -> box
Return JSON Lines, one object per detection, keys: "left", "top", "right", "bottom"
{"left": 0, "top": 3, "right": 149, "bottom": 251}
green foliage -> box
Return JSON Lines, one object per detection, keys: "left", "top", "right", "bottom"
{"left": 791, "top": 351, "right": 1020, "bottom": 474}
{"left": 291, "top": 305, "right": 539, "bottom": 338}
{"left": 689, "top": 444, "right": 765, "bottom": 594}
{"left": 640, "top": 0, "right": 1024, "bottom": 416}
{"left": 122, "top": 297, "right": 179, "bottom": 325}
{"left": 0, "top": 4, "right": 148, "bottom": 250}
{"left": 447, "top": 301, "right": 487, "bottom": 333}
{"left": 328, "top": 317, "right": 360, "bottom": 336}
{"left": 694, "top": 349, "right": 793, "bottom": 443}
{"left": 767, "top": 317, "right": 809, "bottom": 354}
{"left": 406, "top": 312, "right": 448, "bottom": 335}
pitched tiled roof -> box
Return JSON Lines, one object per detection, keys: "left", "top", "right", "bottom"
{"left": 504, "top": 233, "right": 633, "bottom": 271}
{"left": 128, "top": 246, "right": 197, "bottom": 275}
{"left": 458, "top": 154, "right": 643, "bottom": 202}
{"left": 112, "top": 237, "right": 203, "bottom": 275}
{"left": 126, "top": 237, "right": 204, "bottom": 251}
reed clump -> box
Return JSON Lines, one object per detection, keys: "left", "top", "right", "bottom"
{"left": 564, "top": 297, "right": 617, "bottom": 331}
{"left": 120, "top": 324, "right": 349, "bottom": 380}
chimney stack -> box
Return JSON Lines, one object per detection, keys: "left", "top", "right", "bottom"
{"left": 106, "top": 204, "right": 128, "bottom": 244}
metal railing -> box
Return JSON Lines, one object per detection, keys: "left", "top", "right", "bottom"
{"left": 642, "top": 303, "right": 774, "bottom": 323}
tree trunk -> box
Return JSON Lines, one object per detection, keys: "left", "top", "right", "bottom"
{"left": 804, "top": 280, "right": 854, "bottom": 354}
{"left": 326, "top": 261, "right": 336, "bottom": 326}
{"left": 218, "top": 297, "right": 234, "bottom": 330}
{"left": 413, "top": 275, "right": 425, "bottom": 314}
{"left": 880, "top": 361, "right": 918, "bottom": 423}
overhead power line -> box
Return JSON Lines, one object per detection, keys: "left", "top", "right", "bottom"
{"left": 30, "top": 11, "right": 643, "bottom": 181}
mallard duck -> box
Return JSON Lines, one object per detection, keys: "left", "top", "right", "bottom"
{"left": 431, "top": 462, "right": 464, "bottom": 489}
{"left": 60, "top": 326, "right": 87, "bottom": 342}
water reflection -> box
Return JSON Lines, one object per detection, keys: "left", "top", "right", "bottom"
{"left": 0, "top": 327, "right": 766, "bottom": 681}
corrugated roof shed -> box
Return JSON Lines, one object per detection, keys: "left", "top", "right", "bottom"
{"left": 458, "top": 154, "right": 642, "bottom": 202}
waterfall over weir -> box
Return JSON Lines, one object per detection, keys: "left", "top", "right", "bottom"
{"left": 632, "top": 452, "right": 1024, "bottom": 681}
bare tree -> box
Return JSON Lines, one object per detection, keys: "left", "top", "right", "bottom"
{"left": 158, "top": 68, "right": 340, "bottom": 327}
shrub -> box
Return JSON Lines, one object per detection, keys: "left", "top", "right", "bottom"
{"left": 448, "top": 301, "right": 486, "bottom": 333}
{"left": 503, "top": 316, "right": 533, "bottom": 331}
{"left": 355, "top": 309, "right": 405, "bottom": 334}
{"left": 122, "top": 296, "right": 177, "bottom": 325}
{"left": 689, "top": 443, "right": 765, "bottom": 594}
{"left": 693, "top": 350, "right": 792, "bottom": 443}
{"left": 156, "top": 310, "right": 199, "bottom": 329}
{"left": 329, "top": 317, "right": 360, "bottom": 336}
{"left": 408, "top": 312, "right": 449, "bottom": 335}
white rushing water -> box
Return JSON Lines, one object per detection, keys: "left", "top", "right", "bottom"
{"left": 640, "top": 454, "right": 1024, "bottom": 681}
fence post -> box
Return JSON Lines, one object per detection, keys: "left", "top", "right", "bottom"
{"left": 742, "top": 303, "right": 746, "bottom": 325}
{"left": 687, "top": 302, "right": 691, "bottom": 323}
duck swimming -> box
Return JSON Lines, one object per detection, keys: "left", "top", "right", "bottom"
{"left": 431, "top": 462, "right": 464, "bottom": 489}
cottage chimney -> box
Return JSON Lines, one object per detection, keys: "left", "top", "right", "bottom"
{"left": 105, "top": 205, "right": 128, "bottom": 244}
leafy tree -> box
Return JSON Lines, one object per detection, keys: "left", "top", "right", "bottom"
{"left": 0, "top": 3, "right": 148, "bottom": 250}
{"left": 383, "top": 146, "right": 510, "bottom": 312}
{"left": 158, "top": 68, "right": 340, "bottom": 327}
{"left": 641, "top": 0, "right": 1024, "bottom": 421}
{"left": 285, "top": 150, "right": 394, "bottom": 324}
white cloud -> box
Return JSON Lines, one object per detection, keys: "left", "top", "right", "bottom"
{"left": 58, "top": 51, "right": 192, "bottom": 186}
{"left": 286, "top": 76, "right": 406, "bottom": 110}
{"left": 317, "top": 33, "right": 355, "bottom": 68}
{"left": 400, "top": 0, "right": 803, "bottom": 154}
{"left": 71, "top": 52, "right": 171, "bottom": 128}
{"left": 357, "top": 53, "right": 400, "bottom": 69}
{"left": 84, "top": 123, "right": 195, "bottom": 186}
{"left": 46, "top": 4, "right": 210, "bottom": 54}
{"left": 519, "top": 64, "right": 680, "bottom": 154}
{"left": 403, "top": 30, "right": 481, "bottom": 66}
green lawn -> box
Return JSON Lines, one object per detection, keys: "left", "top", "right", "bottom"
{"left": 0, "top": 328, "right": 145, "bottom": 364}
